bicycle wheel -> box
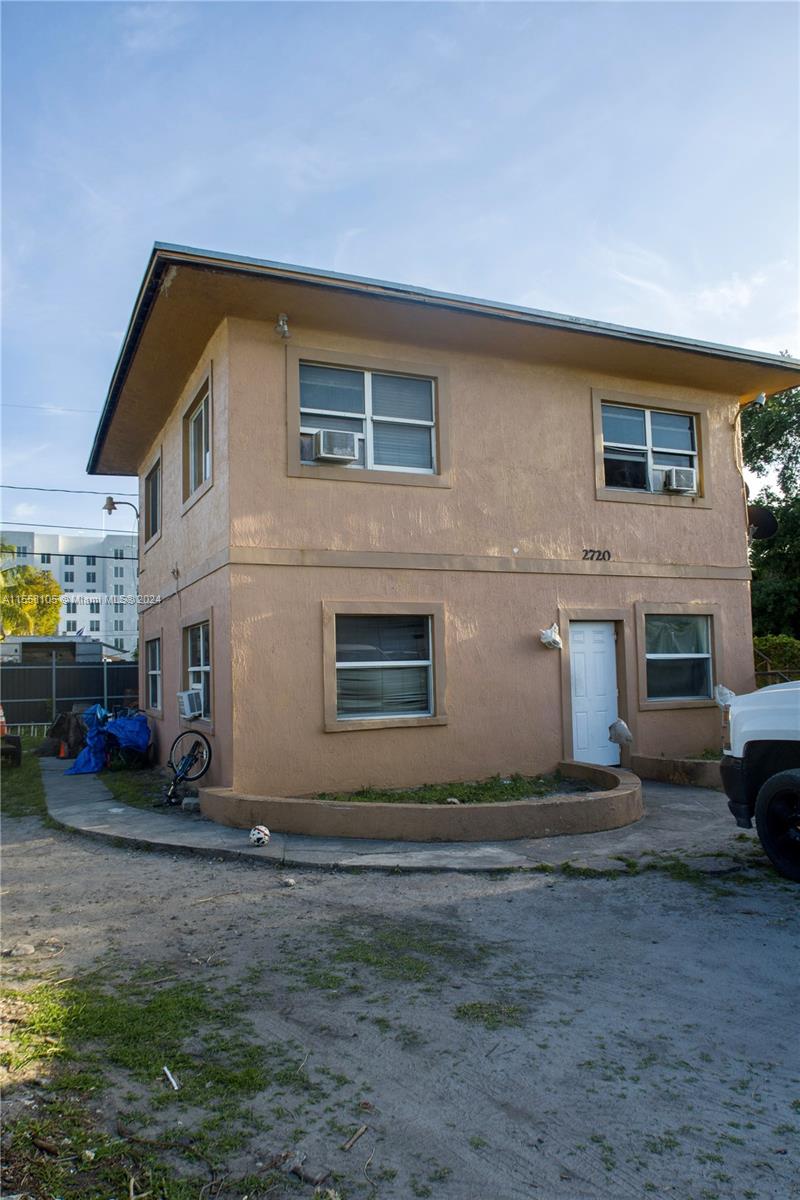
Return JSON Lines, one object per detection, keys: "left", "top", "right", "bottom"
{"left": 168, "top": 731, "right": 212, "bottom": 781}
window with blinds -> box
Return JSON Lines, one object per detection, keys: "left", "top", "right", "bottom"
{"left": 299, "top": 362, "right": 435, "bottom": 474}
{"left": 335, "top": 614, "right": 433, "bottom": 719}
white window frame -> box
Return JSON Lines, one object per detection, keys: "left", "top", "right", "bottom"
{"left": 146, "top": 637, "right": 162, "bottom": 711}
{"left": 188, "top": 388, "right": 211, "bottom": 495}
{"left": 89, "top": 620, "right": 100, "bottom": 632}
{"left": 65, "top": 620, "right": 77, "bottom": 632}
{"left": 334, "top": 615, "right": 434, "bottom": 721}
{"left": 602, "top": 402, "right": 698, "bottom": 494}
{"left": 300, "top": 364, "right": 436, "bottom": 476}
{"left": 644, "top": 614, "right": 712, "bottom": 701}
{"left": 144, "top": 458, "right": 161, "bottom": 543}
{"left": 64, "top": 570, "right": 74, "bottom": 582}
{"left": 186, "top": 620, "right": 211, "bottom": 720}
{"left": 86, "top": 571, "right": 96, "bottom": 583}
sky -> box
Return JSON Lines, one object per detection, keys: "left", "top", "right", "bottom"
{"left": 2, "top": 0, "right": 798, "bottom": 535}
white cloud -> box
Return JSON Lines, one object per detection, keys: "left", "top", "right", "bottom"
{"left": 12, "top": 502, "right": 38, "bottom": 519}
{"left": 589, "top": 240, "right": 798, "bottom": 351}
{"left": 118, "top": 4, "right": 191, "bottom": 54}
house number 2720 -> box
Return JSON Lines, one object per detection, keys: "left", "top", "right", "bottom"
{"left": 582, "top": 548, "right": 612, "bottom": 561}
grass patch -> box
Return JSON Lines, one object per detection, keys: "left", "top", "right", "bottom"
{"left": 100, "top": 765, "right": 168, "bottom": 810}
{"left": 454, "top": 1000, "right": 523, "bottom": 1030}
{"left": 315, "top": 771, "right": 589, "bottom": 805}
{"left": 331, "top": 918, "right": 490, "bottom": 983}
{"left": 1, "top": 963, "right": 348, "bottom": 1198}
{"left": 0, "top": 735, "right": 47, "bottom": 818}
{"left": 284, "top": 918, "right": 493, "bottom": 1001}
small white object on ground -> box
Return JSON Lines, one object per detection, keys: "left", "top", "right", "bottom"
{"left": 281, "top": 876, "right": 296, "bottom": 887}
{"left": 249, "top": 825, "right": 271, "bottom": 846}
{"left": 445, "top": 797, "right": 461, "bottom": 805}
{"left": 162, "top": 1065, "right": 180, "bottom": 1090}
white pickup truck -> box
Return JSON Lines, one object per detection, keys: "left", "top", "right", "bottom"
{"left": 720, "top": 681, "right": 800, "bottom": 881}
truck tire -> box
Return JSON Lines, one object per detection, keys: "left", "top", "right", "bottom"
{"left": 754, "top": 769, "right": 800, "bottom": 882}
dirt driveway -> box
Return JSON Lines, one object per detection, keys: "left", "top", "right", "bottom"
{"left": 2, "top": 813, "right": 798, "bottom": 1200}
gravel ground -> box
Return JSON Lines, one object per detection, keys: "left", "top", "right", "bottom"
{"left": 2, "top": 812, "right": 798, "bottom": 1200}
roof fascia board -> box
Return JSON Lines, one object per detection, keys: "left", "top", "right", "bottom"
{"left": 152, "top": 241, "right": 800, "bottom": 373}
{"left": 88, "top": 242, "right": 800, "bottom": 474}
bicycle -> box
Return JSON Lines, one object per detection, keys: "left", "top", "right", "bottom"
{"left": 160, "top": 729, "right": 213, "bottom": 805}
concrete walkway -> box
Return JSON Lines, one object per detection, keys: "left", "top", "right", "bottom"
{"left": 38, "top": 759, "right": 753, "bottom": 873}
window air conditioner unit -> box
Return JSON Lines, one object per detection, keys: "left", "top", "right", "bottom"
{"left": 663, "top": 466, "right": 697, "bottom": 493}
{"left": 178, "top": 689, "right": 203, "bottom": 719}
{"left": 313, "top": 429, "right": 358, "bottom": 462}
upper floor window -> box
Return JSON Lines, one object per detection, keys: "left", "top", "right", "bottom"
{"left": 144, "top": 458, "right": 161, "bottom": 543}
{"left": 602, "top": 403, "right": 698, "bottom": 495}
{"left": 114, "top": 566, "right": 124, "bottom": 578}
{"left": 299, "top": 363, "right": 436, "bottom": 474}
{"left": 15, "top": 545, "right": 28, "bottom": 557}
{"left": 64, "top": 570, "right": 74, "bottom": 582}
{"left": 89, "top": 620, "right": 100, "bottom": 632}
{"left": 40, "top": 553, "right": 51, "bottom": 564}
{"left": 89, "top": 602, "right": 100, "bottom": 614}
{"left": 65, "top": 620, "right": 77, "bottom": 632}
{"left": 86, "top": 555, "right": 96, "bottom": 566}
{"left": 66, "top": 602, "right": 77, "bottom": 614}
{"left": 86, "top": 571, "right": 96, "bottom": 583}
{"left": 64, "top": 554, "right": 74, "bottom": 565}
{"left": 184, "top": 380, "right": 212, "bottom": 501}
{"left": 113, "top": 548, "right": 124, "bottom": 559}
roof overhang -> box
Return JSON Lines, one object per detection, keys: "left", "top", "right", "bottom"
{"left": 88, "top": 242, "right": 800, "bottom": 475}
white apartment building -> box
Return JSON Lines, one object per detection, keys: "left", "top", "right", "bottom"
{"left": 1, "top": 530, "right": 138, "bottom": 659}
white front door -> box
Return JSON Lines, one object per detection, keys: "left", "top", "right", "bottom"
{"left": 569, "top": 621, "right": 619, "bottom": 766}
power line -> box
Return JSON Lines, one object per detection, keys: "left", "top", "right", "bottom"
{"left": 2, "top": 484, "right": 138, "bottom": 497}
{"left": 1, "top": 521, "right": 137, "bottom": 535}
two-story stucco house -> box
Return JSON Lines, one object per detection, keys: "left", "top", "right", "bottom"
{"left": 87, "top": 244, "right": 799, "bottom": 805}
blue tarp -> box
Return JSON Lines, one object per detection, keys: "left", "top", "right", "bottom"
{"left": 65, "top": 705, "right": 150, "bottom": 775}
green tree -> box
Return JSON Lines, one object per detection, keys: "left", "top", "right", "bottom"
{"left": 741, "top": 384, "right": 800, "bottom": 639}
{"left": 749, "top": 490, "right": 800, "bottom": 638}
{"left": 0, "top": 545, "right": 62, "bottom": 636}
{"left": 741, "top": 383, "right": 800, "bottom": 497}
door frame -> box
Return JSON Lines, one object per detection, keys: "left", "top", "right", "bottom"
{"left": 558, "top": 606, "right": 635, "bottom": 765}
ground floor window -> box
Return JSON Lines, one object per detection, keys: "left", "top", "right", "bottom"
{"left": 146, "top": 637, "right": 162, "bottom": 711}
{"left": 185, "top": 620, "right": 211, "bottom": 719}
{"left": 335, "top": 614, "right": 433, "bottom": 719}
{"left": 645, "top": 614, "right": 712, "bottom": 700}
